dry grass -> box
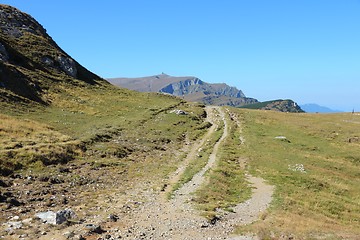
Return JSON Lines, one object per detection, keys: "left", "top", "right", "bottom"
{"left": 233, "top": 109, "right": 360, "bottom": 239}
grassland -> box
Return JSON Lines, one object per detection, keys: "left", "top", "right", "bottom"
{"left": 228, "top": 109, "right": 360, "bottom": 239}
{"left": 0, "top": 79, "right": 208, "bottom": 178}
{"left": 1, "top": 70, "right": 359, "bottom": 239}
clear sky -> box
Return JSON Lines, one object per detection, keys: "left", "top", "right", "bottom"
{"left": 2, "top": 0, "right": 360, "bottom": 111}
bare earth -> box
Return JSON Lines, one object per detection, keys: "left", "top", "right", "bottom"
{"left": 102, "top": 106, "right": 274, "bottom": 240}
{"left": 35, "top": 106, "right": 274, "bottom": 240}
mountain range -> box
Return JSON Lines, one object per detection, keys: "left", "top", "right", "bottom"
{"left": 108, "top": 75, "right": 304, "bottom": 112}
{"left": 108, "top": 74, "right": 258, "bottom": 107}
{"left": 300, "top": 103, "right": 342, "bottom": 113}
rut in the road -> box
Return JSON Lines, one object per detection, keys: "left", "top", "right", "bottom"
{"left": 114, "top": 106, "right": 274, "bottom": 240}
{"left": 170, "top": 106, "right": 228, "bottom": 209}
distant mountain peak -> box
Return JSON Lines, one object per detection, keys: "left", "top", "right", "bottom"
{"left": 108, "top": 74, "right": 257, "bottom": 107}
{"left": 300, "top": 103, "right": 342, "bottom": 113}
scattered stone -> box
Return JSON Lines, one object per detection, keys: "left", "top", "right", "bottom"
{"left": 21, "top": 218, "right": 33, "bottom": 225}
{"left": 200, "top": 222, "right": 209, "bottom": 228}
{"left": 63, "top": 230, "right": 75, "bottom": 239}
{"left": 108, "top": 214, "right": 119, "bottom": 222}
{"left": 275, "top": 136, "right": 291, "bottom": 143}
{"left": 35, "top": 211, "right": 56, "bottom": 224}
{"left": 84, "top": 224, "right": 104, "bottom": 234}
{"left": 19, "top": 233, "right": 28, "bottom": 238}
{"left": 56, "top": 209, "right": 76, "bottom": 224}
{"left": 10, "top": 216, "right": 20, "bottom": 221}
{"left": 288, "top": 164, "right": 306, "bottom": 173}
{"left": 49, "top": 176, "right": 64, "bottom": 184}
{"left": 348, "top": 137, "right": 359, "bottom": 143}
{"left": 35, "top": 208, "right": 76, "bottom": 224}
{"left": 170, "top": 109, "right": 188, "bottom": 115}
{"left": 4, "top": 221, "right": 23, "bottom": 230}
{"left": 41, "top": 56, "right": 54, "bottom": 66}
{"left": 210, "top": 215, "right": 220, "bottom": 225}
{"left": 7, "top": 198, "right": 22, "bottom": 207}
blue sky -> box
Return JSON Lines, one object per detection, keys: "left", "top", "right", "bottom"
{"left": 2, "top": 1, "right": 360, "bottom": 111}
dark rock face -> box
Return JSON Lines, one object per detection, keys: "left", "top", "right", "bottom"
{"left": 0, "top": 5, "right": 46, "bottom": 38}
{"left": 0, "top": 4, "right": 103, "bottom": 106}
{"left": 159, "top": 78, "right": 204, "bottom": 96}
{"left": 159, "top": 77, "right": 246, "bottom": 99}
{"left": 110, "top": 74, "right": 257, "bottom": 107}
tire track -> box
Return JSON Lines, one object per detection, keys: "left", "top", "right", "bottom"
{"left": 112, "top": 106, "right": 274, "bottom": 240}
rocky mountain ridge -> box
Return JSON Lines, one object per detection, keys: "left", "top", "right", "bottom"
{"left": 108, "top": 74, "right": 258, "bottom": 107}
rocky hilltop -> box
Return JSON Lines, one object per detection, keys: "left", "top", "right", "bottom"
{"left": 240, "top": 99, "right": 304, "bottom": 113}
{"left": 108, "top": 74, "right": 258, "bottom": 107}
{"left": 0, "top": 4, "right": 105, "bottom": 107}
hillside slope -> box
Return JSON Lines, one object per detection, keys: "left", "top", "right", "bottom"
{"left": 108, "top": 73, "right": 258, "bottom": 107}
{"left": 0, "top": 3, "right": 209, "bottom": 172}
{"left": 0, "top": 4, "right": 105, "bottom": 108}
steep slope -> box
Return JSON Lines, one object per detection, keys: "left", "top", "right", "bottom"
{"left": 108, "top": 73, "right": 258, "bottom": 107}
{"left": 0, "top": 4, "right": 105, "bottom": 108}
{"left": 0, "top": 5, "right": 207, "bottom": 180}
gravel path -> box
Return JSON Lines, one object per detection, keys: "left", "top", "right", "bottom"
{"left": 103, "top": 107, "right": 274, "bottom": 240}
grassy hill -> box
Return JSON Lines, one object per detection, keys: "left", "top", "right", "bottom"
{"left": 0, "top": 4, "right": 208, "bottom": 176}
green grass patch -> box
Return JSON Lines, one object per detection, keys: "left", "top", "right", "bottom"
{"left": 169, "top": 119, "right": 224, "bottom": 197}
{"left": 233, "top": 109, "right": 360, "bottom": 238}
{"left": 194, "top": 110, "right": 251, "bottom": 219}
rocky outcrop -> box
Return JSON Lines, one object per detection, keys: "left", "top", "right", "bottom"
{"left": 241, "top": 99, "right": 304, "bottom": 113}
{"left": 159, "top": 78, "right": 204, "bottom": 96}
{"left": 158, "top": 78, "right": 246, "bottom": 99}
{"left": 57, "top": 55, "right": 77, "bottom": 78}
{"left": 0, "top": 4, "right": 103, "bottom": 106}
{"left": 0, "top": 5, "right": 46, "bottom": 38}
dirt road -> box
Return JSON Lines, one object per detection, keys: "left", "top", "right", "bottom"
{"left": 111, "top": 106, "right": 274, "bottom": 240}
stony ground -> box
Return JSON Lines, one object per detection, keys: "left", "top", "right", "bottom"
{"left": 1, "top": 107, "right": 274, "bottom": 240}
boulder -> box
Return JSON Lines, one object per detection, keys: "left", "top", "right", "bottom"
{"left": 84, "top": 224, "right": 104, "bottom": 234}
{"left": 57, "top": 55, "right": 77, "bottom": 77}
{"left": 35, "top": 208, "right": 76, "bottom": 224}
{"left": 170, "top": 109, "right": 188, "bottom": 115}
